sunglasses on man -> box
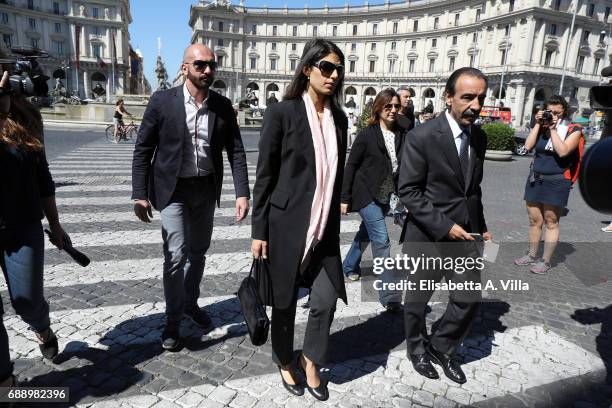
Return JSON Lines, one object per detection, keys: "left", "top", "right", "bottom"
{"left": 184, "top": 60, "right": 217, "bottom": 72}
{"left": 313, "top": 60, "right": 344, "bottom": 77}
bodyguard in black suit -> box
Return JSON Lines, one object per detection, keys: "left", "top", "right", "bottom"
{"left": 132, "top": 44, "right": 250, "bottom": 350}
{"left": 251, "top": 39, "right": 347, "bottom": 402}
{"left": 398, "top": 68, "right": 492, "bottom": 384}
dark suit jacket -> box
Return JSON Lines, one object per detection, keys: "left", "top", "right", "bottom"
{"left": 341, "top": 124, "right": 404, "bottom": 212}
{"left": 396, "top": 106, "right": 415, "bottom": 132}
{"left": 251, "top": 99, "right": 348, "bottom": 309}
{"left": 398, "top": 113, "right": 488, "bottom": 242}
{"left": 131, "top": 86, "right": 250, "bottom": 210}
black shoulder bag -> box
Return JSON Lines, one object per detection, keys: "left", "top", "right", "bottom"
{"left": 237, "top": 257, "right": 273, "bottom": 346}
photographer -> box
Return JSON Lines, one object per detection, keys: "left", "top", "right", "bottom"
{"left": 0, "top": 66, "right": 70, "bottom": 388}
{"left": 514, "top": 95, "right": 583, "bottom": 274}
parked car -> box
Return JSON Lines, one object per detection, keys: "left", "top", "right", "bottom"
{"left": 513, "top": 132, "right": 529, "bottom": 156}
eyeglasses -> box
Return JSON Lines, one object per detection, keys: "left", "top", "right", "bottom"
{"left": 383, "top": 103, "right": 401, "bottom": 111}
{"left": 184, "top": 60, "right": 217, "bottom": 72}
{"left": 313, "top": 60, "right": 344, "bottom": 77}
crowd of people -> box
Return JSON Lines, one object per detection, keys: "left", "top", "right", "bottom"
{"left": 0, "top": 39, "right": 587, "bottom": 402}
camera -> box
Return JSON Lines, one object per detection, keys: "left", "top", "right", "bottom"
{"left": 0, "top": 46, "right": 50, "bottom": 97}
{"left": 541, "top": 110, "right": 554, "bottom": 125}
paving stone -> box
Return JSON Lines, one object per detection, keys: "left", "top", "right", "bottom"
{"left": 411, "top": 389, "right": 435, "bottom": 406}
{"left": 175, "top": 391, "right": 205, "bottom": 407}
{"left": 229, "top": 393, "right": 257, "bottom": 408}
{"left": 208, "top": 385, "right": 237, "bottom": 405}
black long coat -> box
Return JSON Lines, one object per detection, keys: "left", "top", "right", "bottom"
{"left": 251, "top": 99, "right": 348, "bottom": 309}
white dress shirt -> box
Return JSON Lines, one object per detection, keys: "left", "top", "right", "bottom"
{"left": 179, "top": 82, "right": 213, "bottom": 178}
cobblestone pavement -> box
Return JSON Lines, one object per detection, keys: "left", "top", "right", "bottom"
{"left": 2, "top": 138, "right": 611, "bottom": 408}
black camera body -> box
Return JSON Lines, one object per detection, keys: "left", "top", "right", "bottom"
{"left": 0, "top": 46, "right": 50, "bottom": 97}
{"left": 541, "top": 110, "right": 554, "bottom": 125}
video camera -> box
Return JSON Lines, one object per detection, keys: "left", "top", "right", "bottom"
{"left": 0, "top": 46, "right": 50, "bottom": 97}
{"left": 579, "top": 65, "right": 612, "bottom": 214}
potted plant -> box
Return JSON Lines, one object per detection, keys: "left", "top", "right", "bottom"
{"left": 481, "top": 122, "right": 516, "bottom": 161}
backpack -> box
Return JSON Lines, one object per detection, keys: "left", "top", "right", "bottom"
{"left": 563, "top": 124, "right": 584, "bottom": 185}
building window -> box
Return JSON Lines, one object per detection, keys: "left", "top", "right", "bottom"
{"left": 409, "top": 59, "right": 415, "bottom": 73}
{"left": 429, "top": 58, "right": 435, "bottom": 71}
{"left": 217, "top": 55, "right": 223, "bottom": 67}
{"left": 576, "top": 55, "right": 585, "bottom": 73}
{"left": 433, "top": 17, "right": 439, "bottom": 30}
{"left": 27, "top": 0, "right": 33, "bottom": 10}
{"left": 217, "top": 21, "right": 223, "bottom": 32}
{"left": 92, "top": 26, "right": 100, "bottom": 35}
{"left": 54, "top": 22, "right": 61, "bottom": 33}
{"left": 393, "top": 22, "right": 398, "bottom": 34}
{"left": 452, "top": 35, "right": 458, "bottom": 45}
{"left": 594, "top": 57, "right": 601, "bottom": 75}
{"left": 271, "top": 42, "right": 276, "bottom": 51}
{"left": 587, "top": 3, "right": 595, "bottom": 17}
{"left": 292, "top": 25, "right": 297, "bottom": 36}
{"left": 476, "top": 9, "right": 481, "bottom": 22}
{"left": 270, "top": 58, "right": 276, "bottom": 70}
{"left": 472, "top": 32, "right": 478, "bottom": 42}
{"left": 411, "top": 40, "right": 417, "bottom": 49}
{"left": 470, "top": 54, "right": 476, "bottom": 67}
{"left": 509, "top": 0, "right": 515, "bottom": 12}
{"left": 544, "top": 50, "right": 553, "bottom": 66}
{"left": 448, "top": 56, "right": 455, "bottom": 71}
{"left": 351, "top": 43, "right": 357, "bottom": 52}
{"left": 92, "top": 43, "right": 101, "bottom": 58}
{"left": 501, "top": 49, "right": 507, "bottom": 65}
{"left": 93, "top": 7, "right": 99, "bottom": 18}
{"left": 217, "top": 38, "right": 223, "bottom": 46}
{"left": 250, "top": 41, "right": 256, "bottom": 48}
{"left": 272, "top": 25, "right": 277, "bottom": 36}
{"left": 369, "top": 60, "right": 375, "bottom": 72}
{"left": 313, "top": 26, "right": 317, "bottom": 36}
{"left": 251, "top": 24, "right": 257, "bottom": 34}
{"left": 352, "top": 24, "right": 358, "bottom": 36}
{"left": 582, "top": 30, "right": 590, "bottom": 42}
{"left": 371, "top": 42, "right": 376, "bottom": 51}
{"left": 431, "top": 38, "right": 437, "bottom": 48}
{"left": 373, "top": 23, "right": 378, "bottom": 35}
{"left": 250, "top": 58, "right": 256, "bottom": 69}
{"left": 504, "top": 25, "right": 510, "bottom": 36}
{"left": 28, "top": 18, "right": 36, "bottom": 29}
{"left": 391, "top": 41, "right": 396, "bottom": 51}
{"left": 31, "top": 38, "right": 38, "bottom": 48}
{"left": 1, "top": 13, "right": 8, "bottom": 24}
{"left": 290, "top": 59, "right": 297, "bottom": 71}
{"left": 455, "top": 13, "right": 460, "bottom": 25}
{"left": 2, "top": 34, "right": 11, "bottom": 48}
{"left": 291, "top": 43, "right": 296, "bottom": 51}
{"left": 606, "top": 7, "right": 610, "bottom": 21}
{"left": 333, "top": 26, "right": 338, "bottom": 36}
{"left": 553, "top": 0, "right": 561, "bottom": 10}
{"left": 53, "top": 40, "right": 64, "bottom": 55}
{"left": 349, "top": 60, "right": 355, "bottom": 72}
{"left": 388, "top": 59, "right": 396, "bottom": 73}
{"left": 53, "top": 2, "right": 60, "bottom": 14}
{"left": 413, "top": 20, "right": 418, "bottom": 32}
{"left": 549, "top": 24, "right": 557, "bottom": 35}
{"left": 571, "top": 87, "right": 578, "bottom": 99}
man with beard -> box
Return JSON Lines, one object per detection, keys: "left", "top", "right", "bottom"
{"left": 132, "top": 44, "right": 250, "bottom": 350}
{"left": 397, "top": 68, "right": 492, "bottom": 384}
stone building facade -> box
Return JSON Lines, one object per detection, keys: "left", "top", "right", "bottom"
{"left": 189, "top": 0, "right": 610, "bottom": 126}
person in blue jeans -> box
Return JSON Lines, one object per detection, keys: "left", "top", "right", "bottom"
{"left": 0, "top": 67, "right": 71, "bottom": 389}
{"left": 340, "top": 89, "right": 406, "bottom": 312}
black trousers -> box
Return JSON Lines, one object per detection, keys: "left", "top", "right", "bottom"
{"left": 402, "top": 240, "right": 481, "bottom": 356}
{"left": 271, "top": 262, "right": 338, "bottom": 366}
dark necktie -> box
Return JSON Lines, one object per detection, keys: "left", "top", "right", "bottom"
{"left": 459, "top": 131, "right": 469, "bottom": 182}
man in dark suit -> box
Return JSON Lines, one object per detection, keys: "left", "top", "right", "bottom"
{"left": 132, "top": 44, "right": 250, "bottom": 350}
{"left": 396, "top": 86, "right": 415, "bottom": 132}
{"left": 398, "top": 67, "right": 492, "bottom": 384}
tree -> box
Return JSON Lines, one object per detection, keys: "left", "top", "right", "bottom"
{"left": 155, "top": 55, "right": 171, "bottom": 90}
{"left": 357, "top": 104, "right": 372, "bottom": 131}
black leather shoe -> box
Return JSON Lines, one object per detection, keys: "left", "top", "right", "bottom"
{"left": 385, "top": 302, "right": 402, "bottom": 313}
{"left": 298, "top": 354, "right": 329, "bottom": 401}
{"left": 278, "top": 366, "right": 304, "bottom": 396}
{"left": 161, "top": 322, "right": 181, "bottom": 350}
{"left": 184, "top": 308, "right": 213, "bottom": 331}
{"left": 409, "top": 353, "right": 439, "bottom": 379}
{"left": 35, "top": 328, "right": 59, "bottom": 360}
{"left": 427, "top": 345, "right": 466, "bottom": 384}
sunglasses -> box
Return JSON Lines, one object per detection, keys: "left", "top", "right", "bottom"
{"left": 313, "top": 60, "right": 344, "bottom": 77}
{"left": 185, "top": 60, "right": 217, "bottom": 72}
{"left": 383, "top": 103, "right": 401, "bottom": 111}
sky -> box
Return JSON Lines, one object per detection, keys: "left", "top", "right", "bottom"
{"left": 129, "top": 0, "right": 369, "bottom": 91}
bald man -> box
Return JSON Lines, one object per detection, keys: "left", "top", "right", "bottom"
{"left": 132, "top": 44, "right": 250, "bottom": 350}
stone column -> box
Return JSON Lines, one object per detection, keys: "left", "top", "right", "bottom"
{"left": 83, "top": 70, "right": 90, "bottom": 99}
{"left": 523, "top": 17, "right": 536, "bottom": 64}
{"left": 514, "top": 83, "right": 527, "bottom": 127}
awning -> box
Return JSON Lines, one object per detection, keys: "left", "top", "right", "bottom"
{"left": 572, "top": 117, "right": 591, "bottom": 124}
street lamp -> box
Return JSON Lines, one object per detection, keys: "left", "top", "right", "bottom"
{"left": 498, "top": 39, "right": 510, "bottom": 106}
{"left": 560, "top": 0, "right": 579, "bottom": 94}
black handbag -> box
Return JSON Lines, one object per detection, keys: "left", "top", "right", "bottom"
{"left": 237, "top": 258, "right": 272, "bottom": 346}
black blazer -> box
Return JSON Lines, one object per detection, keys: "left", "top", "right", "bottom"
{"left": 251, "top": 99, "right": 348, "bottom": 309}
{"left": 131, "top": 86, "right": 250, "bottom": 210}
{"left": 341, "top": 124, "right": 404, "bottom": 212}
{"left": 398, "top": 114, "right": 488, "bottom": 242}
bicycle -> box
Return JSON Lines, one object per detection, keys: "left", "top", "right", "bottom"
{"left": 105, "top": 116, "right": 139, "bottom": 144}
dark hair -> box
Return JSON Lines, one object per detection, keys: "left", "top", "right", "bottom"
{"left": 444, "top": 67, "right": 488, "bottom": 98}
{"left": 283, "top": 39, "right": 345, "bottom": 110}
{"left": 368, "top": 88, "right": 399, "bottom": 126}
{"left": 546, "top": 95, "right": 569, "bottom": 118}
{"left": 116, "top": 99, "right": 124, "bottom": 106}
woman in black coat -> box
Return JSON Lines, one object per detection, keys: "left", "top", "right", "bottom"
{"left": 251, "top": 39, "right": 347, "bottom": 401}
{"left": 340, "top": 89, "right": 405, "bottom": 310}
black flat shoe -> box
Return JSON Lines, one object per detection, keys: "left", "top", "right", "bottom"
{"left": 278, "top": 366, "right": 304, "bottom": 396}
{"left": 35, "top": 328, "right": 59, "bottom": 360}
{"left": 409, "top": 352, "right": 439, "bottom": 379}
{"left": 427, "top": 345, "right": 466, "bottom": 384}
{"left": 298, "top": 354, "right": 329, "bottom": 401}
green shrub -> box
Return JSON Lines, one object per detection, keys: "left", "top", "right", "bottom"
{"left": 357, "top": 105, "right": 372, "bottom": 131}
{"left": 481, "top": 122, "right": 515, "bottom": 151}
